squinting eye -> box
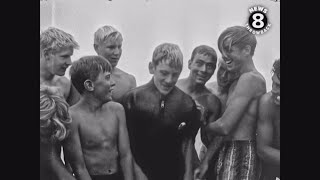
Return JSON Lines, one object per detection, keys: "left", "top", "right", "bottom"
{"left": 161, "top": 72, "right": 169, "bottom": 76}
{"left": 207, "top": 65, "right": 214, "bottom": 69}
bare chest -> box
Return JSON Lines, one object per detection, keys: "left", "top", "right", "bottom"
{"left": 79, "top": 114, "right": 118, "bottom": 149}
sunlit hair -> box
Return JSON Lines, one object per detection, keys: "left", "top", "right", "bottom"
{"left": 190, "top": 45, "right": 217, "bottom": 64}
{"left": 40, "top": 27, "right": 79, "bottom": 55}
{"left": 40, "top": 85, "right": 71, "bottom": 143}
{"left": 70, "top": 55, "right": 112, "bottom": 95}
{"left": 152, "top": 43, "right": 183, "bottom": 70}
{"left": 271, "top": 58, "right": 280, "bottom": 80}
{"left": 218, "top": 26, "right": 257, "bottom": 56}
{"left": 94, "top": 25, "right": 123, "bottom": 45}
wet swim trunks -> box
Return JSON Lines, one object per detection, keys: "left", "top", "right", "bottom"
{"left": 215, "top": 140, "right": 260, "bottom": 180}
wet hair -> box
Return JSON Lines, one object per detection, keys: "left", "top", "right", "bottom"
{"left": 152, "top": 43, "right": 183, "bottom": 70}
{"left": 69, "top": 55, "right": 112, "bottom": 95}
{"left": 190, "top": 45, "right": 217, "bottom": 63}
{"left": 218, "top": 26, "right": 257, "bottom": 56}
{"left": 40, "top": 27, "right": 79, "bottom": 55}
{"left": 40, "top": 85, "right": 71, "bottom": 143}
{"left": 272, "top": 58, "right": 280, "bottom": 80}
{"left": 94, "top": 25, "right": 122, "bottom": 45}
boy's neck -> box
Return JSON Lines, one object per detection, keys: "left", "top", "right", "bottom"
{"left": 79, "top": 94, "right": 106, "bottom": 112}
{"left": 185, "top": 77, "right": 207, "bottom": 94}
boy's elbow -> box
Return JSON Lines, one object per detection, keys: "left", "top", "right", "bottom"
{"left": 120, "top": 151, "right": 133, "bottom": 161}
{"left": 216, "top": 121, "right": 230, "bottom": 136}
{"left": 206, "top": 121, "right": 229, "bottom": 136}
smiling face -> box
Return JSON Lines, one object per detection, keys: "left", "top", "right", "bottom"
{"left": 220, "top": 39, "right": 247, "bottom": 72}
{"left": 95, "top": 35, "right": 123, "bottom": 68}
{"left": 46, "top": 47, "right": 73, "bottom": 76}
{"left": 93, "top": 70, "right": 115, "bottom": 103}
{"left": 189, "top": 53, "right": 216, "bottom": 85}
{"left": 150, "top": 61, "right": 182, "bottom": 96}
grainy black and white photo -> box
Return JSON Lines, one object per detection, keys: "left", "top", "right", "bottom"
{"left": 40, "top": 0, "right": 280, "bottom": 180}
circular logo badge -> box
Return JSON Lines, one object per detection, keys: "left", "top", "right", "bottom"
{"left": 248, "top": 12, "right": 268, "bottom": 30}
{"left": 245, "top": 6, "right": 271, "bottom": 35}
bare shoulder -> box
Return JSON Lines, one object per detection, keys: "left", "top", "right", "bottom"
{"left": 103, "top": 101, "right": 125, "bottom": 113}
{"left": 206, "top": 93, "right": 221, "bottom": 105}
{"left": 55, "top": 76, "right": 71, "bottom": 87}
{"left": 206, "top": 81, "right": 218, "bottom": 94}
{"left": 176, "top": 78, "right": 187, "bottom": 90}
{"left": 238, "top": 71, "right": 266, "bottom": 94}
{"left": 68, "top": 105, "right": 82, "bottom": 127}
{"left": 116, "top": 68, "right": 137, "bottom": 86}
{"left": 259, "top": 92, "right": 274, "bottom": 112}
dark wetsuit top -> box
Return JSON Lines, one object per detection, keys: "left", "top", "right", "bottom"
{"left": 122, "top": 79, "right": 200, "bottom": 180}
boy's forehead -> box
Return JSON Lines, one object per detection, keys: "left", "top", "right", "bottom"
{"left": 156, "top": 61, "right": 182, "bottom": 72}
{"left": 55, "top": 46, "right": 74, "bottom": 55}
{"left": 193, "top": 53, "right": 215, "bottom": 63}
{"left": 103, "top": 34, "right": 123, "bottom": 43}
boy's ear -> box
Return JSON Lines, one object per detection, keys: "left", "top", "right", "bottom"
{"left": 94, "top": 44, "right": 99, "bottom": 54}
{"left": 84, "top": 80, "right": 94, "bottom": 92}
{"left": 243, "top": 45, "right": 251, "bottom": 56}
{"left": 188, "top": 59, "right": 192, "bottom": 70}
{"left": 43, "top": 50, "right": 52, "bottom": 61}
{"left": 149, "top": 62, "right": 155, "bottom": 74}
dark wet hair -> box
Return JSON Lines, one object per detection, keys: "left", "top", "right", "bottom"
{"left": 70, "top": 55, "right": 112, "bottom": 94}
{"left": 218, "top": 26, "right": 257, "bottom": 56}
{"left": 190, "top": 45, "right": 217, "bottom": 64}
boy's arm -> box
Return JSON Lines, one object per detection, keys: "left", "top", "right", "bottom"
{"left": 257, "top": 95, "right": 280, "bottom": 166}
{"left": 117, "top": 104, "right": 134, "bottom": 180}
{"left": 195, "top": 95, "right": 223, "bottom": 179}
{"left": 63, "top": 114, "right": 92, "bottom": 180}
{"left": 194, "top": 136, "right": 223, "bottom": 180}
{"left": 207, "top": 73, "right": 265, "bottom": 136}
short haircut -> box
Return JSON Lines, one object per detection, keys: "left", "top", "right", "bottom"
{"left": 40, "top": 27, "right": 79, "bottom": 55}
{"left": 94, "top": 25, "right": 122, "bottom": 45}
{"left": 152, "top": 43, "right": 183, "bottom": 70}
{"left": 69, "top": 55, "right": 112, "bottom": 95}
{"left": 218, "top": 26, "right": 257, "bottom": 56}
{"left": 40, "top": 85, "right": 71, "bottom": 143}
{"left": 272, "top": 58, "right": 280, "bottom": 80}
{"left": 190, "top": 45, "right": 217, "bottom": 63}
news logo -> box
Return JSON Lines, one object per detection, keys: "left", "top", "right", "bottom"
{"left": 245, "top": 6, "right": 271, "bottom": 35}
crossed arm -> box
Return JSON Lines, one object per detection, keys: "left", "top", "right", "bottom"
{"left": 256, "top": 95, "right": 280, "bottom": 166}
{"left": 207, "top": 73, "right": 266, "bottom": 136}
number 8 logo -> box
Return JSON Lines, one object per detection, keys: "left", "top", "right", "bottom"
{"left": 252, "top": 13, "right": 265, "bottom": 29}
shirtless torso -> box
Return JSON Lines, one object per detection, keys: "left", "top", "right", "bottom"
{"left": 224, "top": 70, "right": 265, "bottom": 141}
{"left": 257, "top": 92, "right": 280, "bottom": 180}
{"left": 65, "top": 101, "right": 131, "bottom": 178}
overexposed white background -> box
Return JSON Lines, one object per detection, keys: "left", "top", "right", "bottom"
{"left": 41, "top": 0, "right": 280, "bottom": 91}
